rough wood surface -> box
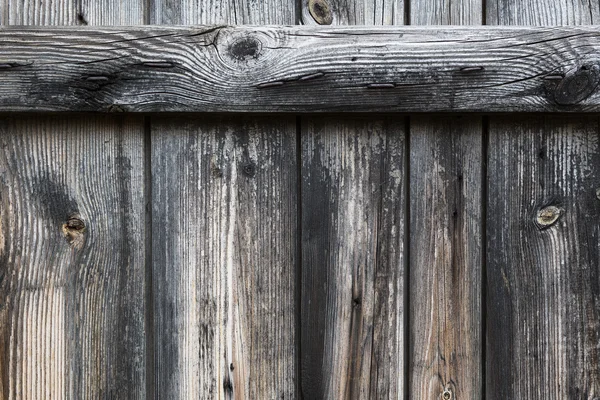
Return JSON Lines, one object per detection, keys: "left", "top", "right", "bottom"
{"left": 150, "top": 1, "right": 298, "bottom": 399}
{"left": 300, "top": 118, "right": 406, "bottom": 399}
{"left": 2, "top": 25, "right": 600, "bottom": 112}
{"left": 409, "top": 118, "right": 483, "bottom": 400}
{"left": 408, "top": 1, "right": 483, "bottom": 399}
{"left": 486, "top": 2, "right": 600, "bottom": 399}
{"left": 152, "top": 117, "right": 297, "bottom": 399}
{"left": 299, "top": 1, "right": 406, "bottom": 398}
{"left": 0, "top": 116, "right": 147, "bottom": 400}
{"left": 0, "top": 2, "right": 147, "bottom": 400}
{"left": 486, "top": 116, "right": 600, "bottom": 400}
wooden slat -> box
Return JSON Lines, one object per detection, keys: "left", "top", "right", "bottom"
{"left": 0, "top": 116, "right": 147, "bottom": 399}
{"left": 486, "top": 116, "right": 600, "bottom": 399}
{"left": 2, "top": 26, "right": 600, "bottom": 112}
{"left": 408, "top": 1, "right": 483, "bottom": 399}
{"left": 487, "top": 2, "right": 600, "bottom": 399}
{"left": 301, "top": 117, "right": 406, "bottom": 399}
{"left": 0, "top": 2, "right": 147, "bottom": 400}
{"left": 409, "top": 119, "right": 482, "bottom": 399}
{"left": 150, "top": 1, "right": 298, "bottom": 399}
{"left": 300, "top": 2, "right": 406, "bottom": 399}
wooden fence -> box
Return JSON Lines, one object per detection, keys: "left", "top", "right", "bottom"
{"left": 0, "top": 0, "right": 599, "bottom": 399}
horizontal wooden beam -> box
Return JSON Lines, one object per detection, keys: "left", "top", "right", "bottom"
{"left": 1, "top": 25, "right": 600, "bottom": 112}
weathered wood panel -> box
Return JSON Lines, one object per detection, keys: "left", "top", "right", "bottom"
{"left": 301, "top": 117, "right": 406, "bottom": 399}
{"left": 150, "top": 1, "right": 298, "bottom": 399}
{"left": 409, "top": 119, "right": 482, "bottom": 399}
{"left": 487, "top": 2, "right": 600, "bottom": 399}
{"left": 408, "top": 1, "right": 483, "bottom": 399}
{"left": 0, "top": 2, "right": 147, "bottom": 400}
{"left": 2, "top": 26, "right": 600, "bottom": 112}
{"left": 300, "top": 2, "right": 406, "bottom": 399}
{"left": 487, "top": 116, "right": 600, "bottom": 399}
{"left": 0, "top": 116, "right": 147, "bottom": 399}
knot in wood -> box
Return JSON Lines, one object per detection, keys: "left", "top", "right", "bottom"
{"left": 308, "top": 0, "right": 333, "bottom": 25}
{"left": 535, "top": 205, "right": 562, "bottom": 229}
{"left": 66, "top": 217, "right": 85, "bottom": 231}
{"left": 554, "top": 64, "right": 600, "bottom": 105}
{"left": 442, "top": 389, "right": 453, "bottom": 400}
{"left": 228, "top": 37, "right": 262, "bottom": 61}
{"left": 62, "top": 216, "right": 86, "bottom": 248}
{"left": 242, "top": 162, "right": 256, "bottom": 177}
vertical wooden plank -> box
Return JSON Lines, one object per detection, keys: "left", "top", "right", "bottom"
{"left": 150, "top": 2, "right": 298, "bottom": 399}
{"left": 409, "top": 121, "right": 482, "bottom": 400}
{"left": 300, "top": 2, "right": 405, "bottom": 399}
{"left": 409, "top": 1, "right": 482, "bottom": 400}
{"left": 0, "top": 2, "right": 147, "bottom": 400}
{"left": 301, "top": 118, "right": 405, "bottom": 399}
{"left": 487, "top": 3, "right": 600, "bottom": 400}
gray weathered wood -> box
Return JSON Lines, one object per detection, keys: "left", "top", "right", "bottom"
{"left": 300, "top": 1, "right": 406, "bottom": 398}
{"left": 408, "top": 1, "right": 483, "bottom": 399}
{"left": 150, "top": 1, "right": 298, "bottom": 399}
{"left": 409, "top": 118, "right": 482, "bottom": 400}
{"left": 2, "top": 25, "right": 600, "bottom": 112}
{"left": 487, "top": 116, "right": 600, "bottom": 399}
{"left": 0, "top": 2, "right": 147, "bottom": 400}
{"left": 152, "top": 117, "right": 298, "bottom": 399}
{"left": 301, "top": 118, "right": 406, "bottom": 399}
{"left": 0, "top": 116, "right": 147, "bottom": 399}
{"left": 487, "top": 2, "right": 600, "bottom": 399}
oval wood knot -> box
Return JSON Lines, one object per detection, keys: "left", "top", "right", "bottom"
{"left": 229, "top": 37, "right": 262, "bottom": 61}
{"left": 554, "top": 64, "right": 600, "bottom": 105}
{"left": 535, "top": 205, "right": 562, "bottom": 229}
{"left": 442, "top": 389, "right": 453, "bottom": 400}
{"left": 308, "top": 0, "right": 333, "bottom": 25}
{"left": 62, "top": 216, "right": 86, "bottom": 248}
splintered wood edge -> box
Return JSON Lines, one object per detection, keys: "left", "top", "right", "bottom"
{"left": 1, "top": 25, "right": 600, "bottom": 112}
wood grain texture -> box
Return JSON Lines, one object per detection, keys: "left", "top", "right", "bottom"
{"left": 487, "top": 3, "right": 600, "bottom": 400}
{"left": 409, "top": 0, "right": 483, "bottom": 399}
{"left": 0, "top": 116, "right": 146, "bottom": 400}
{"left": 152, "top": 117, "right": 297, "bottom": 399}
{"left": 0, "top": 0, "right": 144, "bottom": 25}
{"left": 149, "top": 0, "right": 295, "bottom": 25}
{"left": 300, "top": 1, "right": 406, "bottom": 399}
{"left": 150, "top": 1, "right": 298, "bottom": 399}
{"left": 301, "top": 118, "right": 406, "bottom": 399}
{"left": 301, "top": 0, "right": 403, "bottom": 25}
{"left": 0, "top": 2, "right": 147, "bottom": 400}
{"left": 486, "top": 116, "right": 600, "bottom": 400}
{"left": 3, "top": 25, "right": 600, "bottom": 112}
{"left": 409, "top": 118, "right": 482, "bottom": 400}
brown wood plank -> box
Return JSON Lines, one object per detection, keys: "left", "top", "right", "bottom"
{"left": 408, "top": 1, "right": 483, "bottom": 399}
{"left": 0, "top": 2, "right": 147, "bottom": 400}
{"left": 1, "top": 25, "right": 600, "bottom": 112}
{"left": 150, "top": 1, "right": 298, "bottom": 399}
{"left": 301, "top": 117, "right": 406, "bottom": 399}
{"left": 487, "top": 2, "right": 600, "bottom": 399}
